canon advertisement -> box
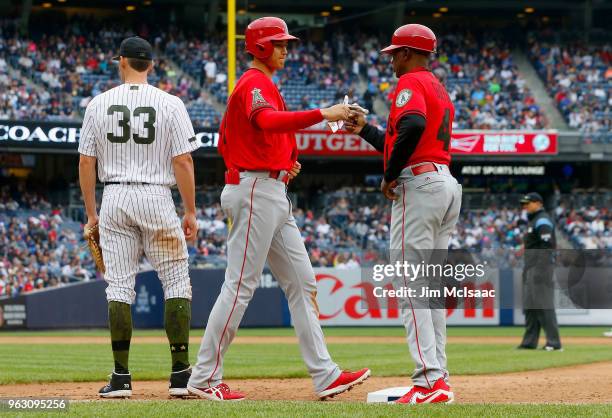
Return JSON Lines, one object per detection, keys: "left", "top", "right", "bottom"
{"left": 313, "top": 268, "right": 499, "bottom": 326}
{"left": 0, "top": 120, "right": 557, "bottom": 156}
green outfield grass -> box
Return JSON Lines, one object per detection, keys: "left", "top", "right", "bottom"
{"left": 2, "top": 327, "right": 610, "bottom": 413}
{"left": 1, "top": 326, "right": 610, "bottom": 338}
{"left": 1, "top": 340, "right": 611, "bottom": 384}
{"left": 19, "top": 401, "right": 612, "bottom": 418}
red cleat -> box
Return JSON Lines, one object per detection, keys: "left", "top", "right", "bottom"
{"left": 317, "top": 368, "right": 371, "bottom": 400}
{"left": 395, "top": 378, "right": 454, "bottom": 404}
{"left": 187, "top": 383, "right": 245, "bottom": 401}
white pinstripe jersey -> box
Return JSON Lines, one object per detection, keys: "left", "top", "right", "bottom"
{"left": 78, "top": 83, "right": 198, "bottom": 186}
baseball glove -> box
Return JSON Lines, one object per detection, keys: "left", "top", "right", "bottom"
{"left": 84, "top": 223, "right": 105, "bottom": 273}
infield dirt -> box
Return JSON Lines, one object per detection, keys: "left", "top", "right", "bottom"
{"left": 1, "top": 333, "right": 610, "bottom": 404}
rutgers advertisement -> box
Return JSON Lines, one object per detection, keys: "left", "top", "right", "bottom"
{"left": 296, "top": 130, "right": 558, "bottom": 156}
{"left": 0, "top": 120, "right": 557, "bottom": 156}
{"left": 314, "top": 268, "right": 499, "bottom": 326}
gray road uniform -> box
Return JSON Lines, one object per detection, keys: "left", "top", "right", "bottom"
{"left": 358, "top": 66, "right": 461, "bottom": 388}
{"left": 188, "top": 68, "right": 341, "bottom": 393}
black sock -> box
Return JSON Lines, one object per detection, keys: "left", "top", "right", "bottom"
{"left": 164, "top": 298, "right": 191, "bottom": 372}
{"left": 108, "top": 301, "right": 132, "bottom": 374}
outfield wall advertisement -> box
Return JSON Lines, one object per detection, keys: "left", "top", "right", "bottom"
{"left": 1, "top": 267, "right": 610, "bottom": 329}
{"left": 295, "top": 131, "right": 558, "bottom": 156}
{"left": 313, "top": 268, "right": 500, "bottom": 326}
{"left": 0, "top": 120, "right": 557, "bottom": 156}
{"left": 0, "top": 269, "right": 288, "bottom": 330}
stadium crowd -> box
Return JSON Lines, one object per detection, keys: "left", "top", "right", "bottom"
{"left": 528, "top": 35, "right": 611, "bottom": 138}
{"left": 3, "top": 185, "right": 611, "bottom": 297}
{"left": 188, "top": 195, "right": 389, "bottom": 269}
{"left": 353, "top": 31, "right": 546, "bottom": 130}
{"left": 450, "top": 207, "right": 526, "bottom": 267}
{"left": 0, "top": 19, "right": 221, "bottom": 127}
{"left": 1, "top": 18, "right": 568, "bottom": 132}
{"left": 555, "top": 203, "right": 611, "bottom": 250}
{"left": 165, "top": 29, "right": 359, "bottom": 114}
{"left": 0, "top": 186, "right": 95, "bottom": 298}
{"left": 147, "top": 191, "right": 524, "bottom": 271}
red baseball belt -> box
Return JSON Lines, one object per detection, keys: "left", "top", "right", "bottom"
{"left": 225, "top": 169, "right": 289, "bottom": 185}
{"left": 410, "top": 162, "right": 439, "bottom": 176}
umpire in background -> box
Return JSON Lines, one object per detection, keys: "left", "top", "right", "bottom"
{"left": 518, "top": 192, "right": 562, "bottom": 351}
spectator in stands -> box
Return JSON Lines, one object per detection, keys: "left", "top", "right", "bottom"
{"left": 529, "top": 36, "right": 610, "bottom": 140}
{"left": 3, "top": 182, "right": 609, "bottom": 296}
{"left": 0, "top": 185, "right": 96, "bottom": 297}
{"left": 354, "top": 31, "right": 545, "bottom": 130}
{"left": 556, "top": 203, "right": 611, "bottom": 250}
{"left": 203, "top": 53, "right": 217, "bottom": 84}
{"left": 2, "top": 18, "right": 570, "bottom": 132}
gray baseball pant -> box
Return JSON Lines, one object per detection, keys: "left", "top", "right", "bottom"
{"left": 390, "top": 163, "right": 462, "bottom": 388}
{"left": 189, "top": 172, "right": 341, "bottom": 392}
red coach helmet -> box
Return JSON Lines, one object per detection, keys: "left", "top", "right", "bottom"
{"left": 245, "top": 17, "right": 299, "bottom": 59}
{"left": 381, "top": 24, "right": 437, "bottom": 54}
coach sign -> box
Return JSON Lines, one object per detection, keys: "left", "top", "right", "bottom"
{"left": 0, "top": 120, "right": 221, "bottom": 151}
{"left": 0, "top": 121, "right": 80, "bottom": 147}
{"left": 0, "top": 120, "right": 557, "bottom": 156}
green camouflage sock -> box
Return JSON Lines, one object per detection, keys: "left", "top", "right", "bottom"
{"left": 164, "top": 298, "right": 191, "bottom": 372}
{"left": 108, "top": 301, "right": 132, "bottom": 374}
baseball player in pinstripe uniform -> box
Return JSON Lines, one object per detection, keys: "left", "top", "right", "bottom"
{"left": 78, "top": 37, "right": 199, "bottom": 398}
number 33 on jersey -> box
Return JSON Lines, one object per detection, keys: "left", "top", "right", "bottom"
{"left": 383, "top": 66, "right": 454, "bottom": 169}
{"left": 78, "top": 83, "right": 199, "bottom": 186}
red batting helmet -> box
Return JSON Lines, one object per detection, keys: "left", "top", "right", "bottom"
{"left": 381, "top": 24, "right": 437, "bottom": 54}
{"left": 245, "top": 17, "right": 299, "bottom": 59}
